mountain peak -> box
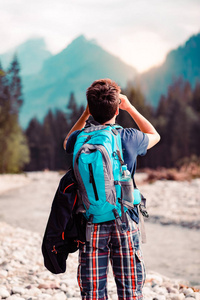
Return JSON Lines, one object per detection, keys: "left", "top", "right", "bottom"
{"left": 19, "top": 35, "right": 137, "bottom": 127}
{"left": 138, "top": 32, "right": 200, "bottom": 106}
{"left": 67, "top": 35, "right": 101, "bottom": 50}
{"left": 0, "top": 37, "right": 52, "bottom": 75}
{"left": 17, "top": 37, "right": 48, "bottom": 52}
{"left": 73, "top": 34, "right": 86, "bottom": 42}
{"left": 70, "top": 34, "right": 87, "bottom": 45}
{"left": 185, "top": 32, "right": 200, "bottom": 47}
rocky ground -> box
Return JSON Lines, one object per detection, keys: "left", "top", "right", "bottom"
{"left": 139, "top": 178, "right": 200, "bottom": 229}
{"left": 0, "top": 222, "right": 199, "bottom": 300}
{"left": 0, "top": 172, "right": 200, "bottom": 232}
{"left": 0, "top": 171, "right": 200, "bottom": 299}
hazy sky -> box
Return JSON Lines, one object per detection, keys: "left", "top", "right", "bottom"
{"left": 0, "top": 0, "right": 200, "bottom": 72}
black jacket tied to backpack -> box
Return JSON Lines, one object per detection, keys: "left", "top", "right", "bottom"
{"left": 41, "top": 169, "right": 86, "bottom": 274}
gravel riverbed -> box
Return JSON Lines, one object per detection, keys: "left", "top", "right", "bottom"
{"left": 0, "top": 171, "right": 200, "bottom": 299}
{"left": 0, "top": 222, "right": 199, "bottom": 300}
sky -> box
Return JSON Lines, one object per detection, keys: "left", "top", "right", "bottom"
{"left": 0, "top": 0, "right": 200, "bottom": 72}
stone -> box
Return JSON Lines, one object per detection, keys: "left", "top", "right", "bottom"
{"left": 24, "top": 285, "right": 33, "bottom": 290}
{"left": 185, "top": 288, "right": 195, "bottom": 296}
{"left": 152, "top": 296, "right": 166, "bottom": 300}
{"left": 38, "top": 294, "right": 52, "bottom": 299}
{"left": 71, "top": 290, "right": 81, "bottom": 298}
{"left": 1, "top": 208, "right": 200, "bottom": 300}
{"left": 50, "top": 292, "right": 67, "bottom": 300}
{"left": 44, "top": 288, "right": 54, "bottom": 295}
{"left": 166, "top": 286, "right": 179, "bottom": 294}
{"left": 6, "top": 296, "right": 25, "bottom": 300}
{"left": 60, "top": 284, "right": 67, "bottom": 292}
{"left": 167, "top": 293, "right": 185, "bottom": 300}
{"left": 0, "top": 287, "right": 10, "bottom": 298}
{"left": 194, "top": 293, "right": 200, "bottom": 300}
{"left": 67, "top": 298, "right": 82, "bottom": 300}
{"left": 38, "top": 282, "right": 60, "bottom": 289}
{"left": 143, "top": 286, "right": 157, "bottom": 299}
{"left": 152, "top": 282, "right": 158, "bottom": 288}
{"left": 12, "top": 286, "right": 26, "bottom": 295}
{"left": 146, "top": 273, "right": 163, "bottom": 285}
{"left": 181, "top": 287, "right": 190, "bottom": 295}
{"left": 153, "top": 285, "right": 167, "bottom": 295}
{"left": 65, "top": 289, "right": 73, "bottom": 298}
{"left": 0, "top": 270, "right": 8, "bottom": 278}
{"left": 173, "top": 283, "right": 180, "bottom": 290}
{"left": 24, "top": 287, "right": 41, "bottom": 296}
{"left": 179, "top": 294, "right": 186, "bottom": 300}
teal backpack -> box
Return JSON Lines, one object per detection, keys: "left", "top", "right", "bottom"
{"left": 73, "top": 121, "right": 134, "bottom": 237}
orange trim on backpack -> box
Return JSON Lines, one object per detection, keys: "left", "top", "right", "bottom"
{"left": 75, "top": 240, "right": 85, "bottom": 247}
{"left": 61, "top": 193, "right": 77, "bottom": 241}
{"left": 51, "top": 245, "right": 57, "bottom": 254}
{"left": 63, "top": 183, "right": 74, "bottom": 193}
{"left": 72, "top": 193, "right": 77, "bottom": 210}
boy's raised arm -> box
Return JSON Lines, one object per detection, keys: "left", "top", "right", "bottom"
{"left": 63, "top": 105, "right": 90, "bottom": 150}
{"left": 119, "top": 94, "right": 160, "bottom": 149}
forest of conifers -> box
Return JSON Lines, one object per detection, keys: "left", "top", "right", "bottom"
{"left": 0, "top": 57, "right": 200, "bottom": 173}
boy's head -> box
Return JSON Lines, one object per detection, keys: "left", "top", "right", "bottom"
{"left": 86, "top": 78, "right": 121, "bottom": 124}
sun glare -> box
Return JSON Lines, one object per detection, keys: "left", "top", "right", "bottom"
{"left": 117, "top": 31, "right": 170, "bottom": 73}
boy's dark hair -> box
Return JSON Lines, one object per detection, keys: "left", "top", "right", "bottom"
{"left": 86, "top": 78, "right": 121, "bottom": 124}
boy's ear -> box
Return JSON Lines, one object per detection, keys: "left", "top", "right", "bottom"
{"left": 115, "top": 107, "right": 119, "bottom": 116}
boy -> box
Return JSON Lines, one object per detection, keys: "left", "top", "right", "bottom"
{"left": 63, "top": 78, "right": 160, "bottom": 300}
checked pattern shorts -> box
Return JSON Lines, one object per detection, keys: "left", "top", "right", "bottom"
{"left": 77, "top": 213, "right": 146, "bottom": 300}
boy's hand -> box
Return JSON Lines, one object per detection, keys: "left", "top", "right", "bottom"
{"left": 119, "top": 94, "right": 132, "bottom": 111}
{"left": 84, "top": 104, "right": 90, "bottom": 117}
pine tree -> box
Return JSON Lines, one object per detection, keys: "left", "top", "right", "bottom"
{"left": 67, "top": 92, "right": 84, "bottom": 127}
{"left": 25, "top": 118, "right": 43, "bottom": 171}
{"left": 25, "top": 109, "right": 70, "bottom": 171}
{"left": 41, "top": 110, "right": 56, "bottom": 170}
{"left": 0, "top": 57, "right": 30, "bottom": 173}
{"left": 7, "top": 55, "right": 23, "bottom": 115}
{"left": 192, "top": 81, "right": 200, "bottom": 113}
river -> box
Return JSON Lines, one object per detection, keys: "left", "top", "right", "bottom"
{"left": 142, "top": 222, "right": 200, "bottom": 286}
{"left": 0, "top": 172, "right": 199, "bottom": 287}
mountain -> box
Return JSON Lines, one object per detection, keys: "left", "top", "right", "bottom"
{"left": 137, "top": 33, "right": 200, "bottom": 106}
{"left": 0, "top": 38, "right": 52, "bottom": 76}
{"left": 19, "top": 35, "right": 137, "bottom": 127}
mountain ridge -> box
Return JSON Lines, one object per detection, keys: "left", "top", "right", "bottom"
{"left": 1, "top": 33, "right": 199, "bottom": 126}
{"left": 0, "top": 38, "right": 52, "bottom": 76}
{"left": 19, "top": 35, "right": 137, "bottom": 127}
{"left": 138, "top": 32, "right": 200, "bottom": 106}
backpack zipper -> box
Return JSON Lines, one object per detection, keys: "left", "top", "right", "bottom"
{"left": 88, "top": 163, "right": 99, "bottom": 201}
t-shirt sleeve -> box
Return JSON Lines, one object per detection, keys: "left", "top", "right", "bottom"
{"left": 120, "top": 128, "right": 149, "bottom": 156}
{"left": 135, "top": 129, "right": 149, "bottom": 156}
{"left": 65, "top": 130, "right": 80, "bottom": 154}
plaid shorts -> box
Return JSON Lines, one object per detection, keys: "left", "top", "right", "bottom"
{"left": 77, "top": 213, "right": 146, "bottom": 300}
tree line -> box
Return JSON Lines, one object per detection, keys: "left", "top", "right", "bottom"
{"left": 25, "top": 93, "right": 84, "bottom": 171}
{"left": 118, "top": 78, "right": 200, "bottom": 169}
{"left": 0, "top": 57, "right": 29, "bottom": 173}
{"left": 0, "top": 57, "right": 200, "bottom": 173}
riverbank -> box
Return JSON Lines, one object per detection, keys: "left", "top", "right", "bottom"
{"left": 0, "top": 171, "right": 200, "bottom": 230}
{"left": 0, "top": 171, "right": 200, "bottom": 299}
{"left": 139, "top": 178, "right": 200, "bottom": 229}
{"left": 0, "top": 221, "right": 199, "bottom": 300}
